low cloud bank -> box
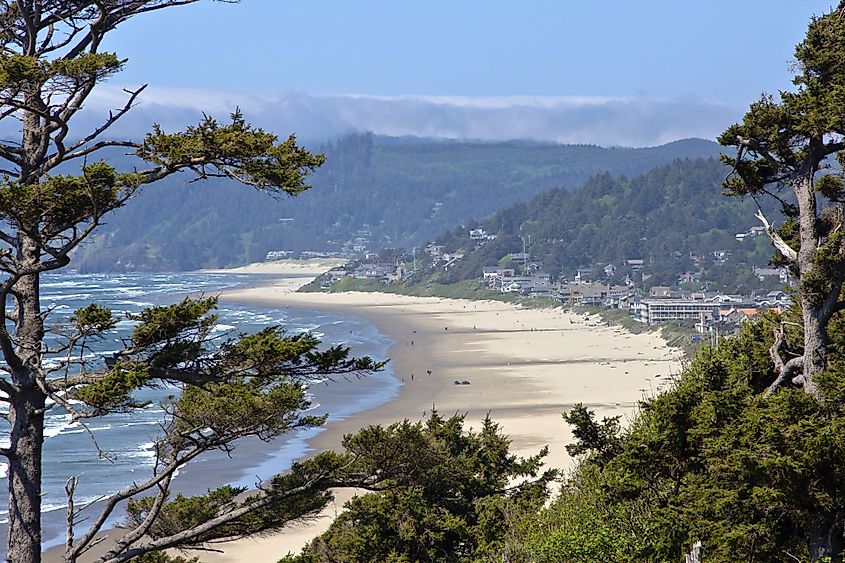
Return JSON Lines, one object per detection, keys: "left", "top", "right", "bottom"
{"left": 53, "top": 87, "right": 746, "bottom": 147}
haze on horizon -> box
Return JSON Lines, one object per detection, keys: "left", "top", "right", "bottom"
{"left": 88, "top": 1, "right": 837, "bottom": 146}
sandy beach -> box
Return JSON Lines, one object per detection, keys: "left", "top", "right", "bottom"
{"left": 181, "top": 269, "right": 681, "bottom": 561}
{"left": 45, "top": 263, "right": 681, "bottom": 561}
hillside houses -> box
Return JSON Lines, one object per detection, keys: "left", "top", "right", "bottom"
{"left": 353, "top": 264, "right": 395, "bottom": 281}
{"left": 735, "top": 226, "right": 766, "bottom": 241}
{"left": 753, "top": 266, "right": 789, "bottom": 283}
{"left": 482, "top": 263, "right": 631, "bottom": 305}
{"left": 477, "top": 257, "right": 791, "bottom": 332}
{"left": 318, "top": 261, "right": 409, "bottom": 287}
{"left": 559, "top": 283, "right": 629, "bottom": 306}
{"left": 317, "top": 225, "right": 794, "bottom": 337}
{"left": 469, "top": 228, "right": 497, "bottom": 242}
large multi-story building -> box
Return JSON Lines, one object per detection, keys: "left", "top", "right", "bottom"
{"left": 634, "top": 299, "right": 721, "bottom": 324}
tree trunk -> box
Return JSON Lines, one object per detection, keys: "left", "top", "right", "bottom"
{"left": 794, "top": 170, "right": 827, "bottom": 396}
{"left": 802, "top": 306, "right": 828, "bottom": 396}
{"left": 809, "top": 516, "right": 844, "bottom": 562}
{"left": 6, "top": 235, "right": 46, "bottom": 562}
{"left": 6, "top": 384, "right": 45, "bottom": 563}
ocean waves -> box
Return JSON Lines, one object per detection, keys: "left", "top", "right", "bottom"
{"left": 0, "top": 271, "right": 397, "bottom": 553}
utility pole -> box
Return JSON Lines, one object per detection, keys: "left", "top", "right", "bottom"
{"left": 522, "top": 236, "right": 527, "bottom": 275}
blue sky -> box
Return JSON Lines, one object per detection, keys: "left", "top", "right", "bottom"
{"left": 92, "top": 1, "right": 838, "bottom": 146}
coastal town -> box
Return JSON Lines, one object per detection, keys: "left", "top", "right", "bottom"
{"left": 272, "top": 221, "right": 793, "bottom": 337}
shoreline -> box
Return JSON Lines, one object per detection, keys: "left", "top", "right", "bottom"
{"left": 182, "top": 275, "right": 681, "bottom": 561}
{"left": 44, "top": 263, "right": 681, "bottom": 561}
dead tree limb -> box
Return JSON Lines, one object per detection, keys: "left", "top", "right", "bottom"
{"left": 765, "top": 326, "right": 805, "bottom": 396}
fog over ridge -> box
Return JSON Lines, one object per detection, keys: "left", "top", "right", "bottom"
{"left": 73, "top": 86, "right": 742, "bottom": 147}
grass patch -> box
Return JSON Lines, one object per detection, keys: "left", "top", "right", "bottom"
{"left": 575, "top": 306, "right": 653, "bottom": 335}
{"left": 299, "top": 278, "right": 562, "bottom": 309}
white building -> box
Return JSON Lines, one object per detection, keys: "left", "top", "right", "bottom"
{"left": 635, "top": 299, "right": 721, "bottom": 324}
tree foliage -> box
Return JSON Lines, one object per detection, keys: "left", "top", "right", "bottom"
{"left": 561, "top": 404, "right": 622, "bottom": 468}
{"left": 282, "top": 413, "right": 557, "bottom": 563}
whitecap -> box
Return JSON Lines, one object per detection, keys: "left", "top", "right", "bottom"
{"left": 41, "top": 502, "right": 67, "bottom": 513}
{"left": 44, "top": 417, "right": 77, "bottom": 439}
{"left": 41, "top": 281, "right": 85, "bottom": 289}
{"left": 46, "top": 293, "right": 93, "bottom": 302}
{"left": 115, "top": 300, "right": 153, "bottom": 308}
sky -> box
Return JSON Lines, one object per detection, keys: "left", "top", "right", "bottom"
{"left": 90, "top": 1, "right": 839, "bottom": 146}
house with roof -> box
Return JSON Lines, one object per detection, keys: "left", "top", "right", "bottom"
{"left": 425, "top": 244, "right": 444, "bottom": 257}
{"left": 712, "top": 250, "right": 730, "bottom": 263}
{"left": 506, "top": 252, "right": 530, "bottom": 264}
{"left": 469, "top": 228, "right": 487, "bottom": 240}
{"left": 753, "top": 266, "right": 789, "bottom": 284}
{"left": 527, "top": 261, "right": 544, "bottom": 273}
{"left": 482, "top": 266, "right": 500, "bottom": 279}
{"left": 649, "top": 286, "right": 673, "bottom": 298}
{"left": 678, "top": 271, "right": 700, "bottom": 284}
{"left": 626, "top": 258, "right": 645, "bottom": 271}
{"left": 501, "top": 278, "right": 533, "bottom": 293}
{"left": 575, "top": 267, "right": 593, "bottom": 283}
{"left": 442, "top": 253, "right": 464, "bottom": 271}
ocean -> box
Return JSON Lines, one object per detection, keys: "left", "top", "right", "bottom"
{"left": 0, "top": 272, "right": 398, "bottom": 552}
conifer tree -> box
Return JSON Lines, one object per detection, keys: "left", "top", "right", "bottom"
{"left": 0, "top": 2, "right": 381, "bottom": 561}
{"left": 720, "top": 1, "right": 845, "bottom": 398}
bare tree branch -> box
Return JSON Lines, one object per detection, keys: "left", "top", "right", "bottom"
{"left": 14, "top": 0, "right": 37, "bottom": 55}
{"left": 764, "top": 326, "right": 805, "bottom": 396}
{"left": 756, "top": 208, "right": 798, "bottom": 263}
{"left": 69, "top": 446, "right": 208, "bottom": 560}
{"left": 107, "top": 476, "right": 173, "bottom": 557}
{"left": 97, "top": 471, "right": 334, "bottom": 563}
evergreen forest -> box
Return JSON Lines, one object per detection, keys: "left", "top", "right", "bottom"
{"left": 71, "top": 136, "right": 719, "bottom": 271}
{"left": 419, "top": 158, "right": 782, "bottom": 292}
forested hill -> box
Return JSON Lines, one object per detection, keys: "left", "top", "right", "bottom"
{"left": 72, "top": 134, "right": 720, "bottom": 272}
{"left": 432, "top": 158, "right": 780, "bottom": 288}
